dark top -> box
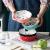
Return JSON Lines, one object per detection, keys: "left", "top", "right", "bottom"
{"left": 13, "top": 0, "right": 40, "bottom": 17}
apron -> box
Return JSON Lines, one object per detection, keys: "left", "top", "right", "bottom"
{"left": 8, "top": 0, "right": 42, "bottom": 31}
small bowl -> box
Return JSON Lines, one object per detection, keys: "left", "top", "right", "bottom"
{"left": 23, "top": 24, "right": 39, "bottom": 30}
{"left": 15, "top": 10, "right": 32, "bottom": 24}
{"left": 22, "top": 18, "right": 40, "bottom": 30}
{"left": 16, "top": 10, "right": 32, "bottom": 19}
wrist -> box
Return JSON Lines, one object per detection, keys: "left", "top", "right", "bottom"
{"left": 11, "top": 9, "right": 16, "bottom": 13}
{"left": 37, "top": 14, "right": 40, "bottom": 18}
{"left": 13, "top": 10, "right": 16, "bottom": 13}
{"left": 37, "top": 13, "right": 43, "bottom": 18}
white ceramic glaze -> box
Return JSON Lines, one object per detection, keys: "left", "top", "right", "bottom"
{"left": 16, "top": 10, "right": 32, "bottom": 19}
{"left": 19, "top": 29, "right": 36, "bottom": 35}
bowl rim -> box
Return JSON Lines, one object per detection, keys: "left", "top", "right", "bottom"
{"left": 19, "top": 29, "right": 36, "bottom": 36}
{"left": 19, "top": 33, "right": 36, "bottom": 36}
{"left": 16, "top": 10, "right": 32, "bottom": 19}
{"left": 22, "top": 19, "right": 40, "bottom": 29}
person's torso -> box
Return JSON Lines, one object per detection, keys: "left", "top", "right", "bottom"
{"left": 13, "top": 0, "right": 40, "bottom": 17}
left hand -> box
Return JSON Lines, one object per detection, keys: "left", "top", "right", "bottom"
{"left": 37, "top": 16, "right": 43, "bottom": 26}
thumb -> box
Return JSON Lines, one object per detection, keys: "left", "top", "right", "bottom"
{"left": 38, "top": 17, "right": 43, "bottom": 26}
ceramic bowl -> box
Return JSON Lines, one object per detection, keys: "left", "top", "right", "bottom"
{"left": 16, "top": 10, "right": 32, "bottom": 19}
{"left": 22, "top": 18, "right": 40, "bottom": 30}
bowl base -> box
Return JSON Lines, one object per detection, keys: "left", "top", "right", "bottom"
{"left": 18, "top": 35, "right": 38, "bottom": 42}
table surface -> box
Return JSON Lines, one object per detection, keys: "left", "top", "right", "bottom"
{"left": 0, "top": 32, "right": 50, "bottom": 50}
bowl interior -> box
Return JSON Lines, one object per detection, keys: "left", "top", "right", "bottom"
{"left": 16, "top": 10, "right": 32, "bottom": 19}
{"left": 22, "top": 18, "right": 39, "bottom": 30}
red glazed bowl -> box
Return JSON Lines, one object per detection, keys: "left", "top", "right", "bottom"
{"left": 19, "top": 34, "right": 38, "bottom": 42}
{"left": 19, "top": 29, "right": 38, "bottom": 42}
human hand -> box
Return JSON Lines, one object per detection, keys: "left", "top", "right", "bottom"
{"left": 37, "top": 15, "right": 43, "bottom": 26}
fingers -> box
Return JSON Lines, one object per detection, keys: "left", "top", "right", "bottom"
{"left": 38, "top": 17, "right": 43, "bottom": 26}
{"left": 12, "top": 12, "right": 16, "bottom": 20}
{"left": 12, "top": 12, "right": 19, "bottom": 21}
{"left": 22, "top": 21, "right": 30, "bottom": 25}
{"left": 40, "top": 17, "right": 43, "bottom": 26}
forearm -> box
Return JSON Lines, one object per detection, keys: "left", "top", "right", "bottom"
{"left": 2, "top": 0, "right": 16, "bottom": 12}
{"left": 37, "top": 4, "right": 48, "bottom": 17}
{"left": 37, "top": 0, "right": 48, "bottom": 17}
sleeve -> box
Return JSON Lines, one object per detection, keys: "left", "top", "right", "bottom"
{"left": 2, "top": 0, "right": 13, "bottom": 7}
{"left": 40, "top": 0, "right": 48, "bottom": 5}
{"left": 2, "top": 0, "right": 8, "bottom": 7}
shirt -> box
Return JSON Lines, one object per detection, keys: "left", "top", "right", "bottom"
{"left": 2, "top": 0, "right": 48, "bottom": 6}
